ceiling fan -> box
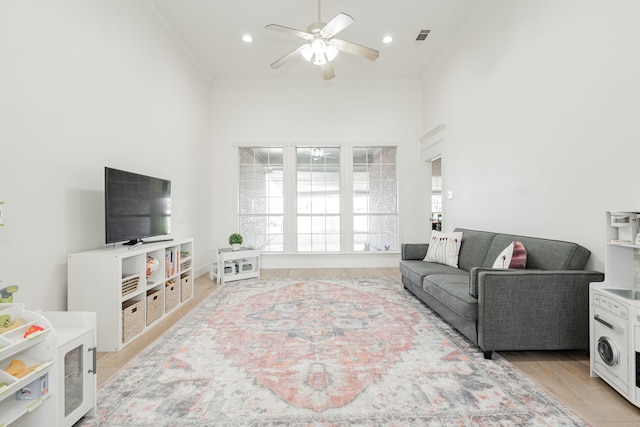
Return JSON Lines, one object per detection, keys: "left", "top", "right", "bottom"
{"left": 309, "top": 148, "right": 337, "bottom": 160}
{"left": 297, "top": 147, "right": 338, "bottom": 161}
{"left": 265, "top": 0, "right": 379, "bottom": 80}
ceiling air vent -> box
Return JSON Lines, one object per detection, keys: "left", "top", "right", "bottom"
{"left": 416, "top": 29, "right": 431, "bottom": 42}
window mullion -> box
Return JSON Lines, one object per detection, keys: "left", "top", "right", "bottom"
{"left": 341, "top": 145, "right": 353, "bottom": 253}
{"left": 283, "top": 144, "right": 297, "bottom": 253}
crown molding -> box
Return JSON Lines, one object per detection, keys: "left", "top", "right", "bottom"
{"left": 139, "top": 0, "right": 212, "bottom": 83}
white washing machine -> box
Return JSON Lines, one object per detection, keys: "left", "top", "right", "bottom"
{"left": 592, "top": 292, "right": 630, "bottom": 398}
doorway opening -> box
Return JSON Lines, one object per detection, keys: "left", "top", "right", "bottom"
{"left": 420, "top": 123, "right": 446, "bottom": 241}
{"left": 431, "top": 157, "right": 442, "bottom": 231}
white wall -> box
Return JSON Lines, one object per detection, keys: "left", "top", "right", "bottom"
{"left": 421, "top": 0, "right": 640, "bottom": 270}
{"left": 0, "top": 0, "right": 213, "bottom": 310}
{"left": 210, "top": 79, "right": 423, "bottom": 267}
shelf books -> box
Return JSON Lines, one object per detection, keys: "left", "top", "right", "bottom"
{"left": 165, "top": 248, "right": 177, "bottom": 278}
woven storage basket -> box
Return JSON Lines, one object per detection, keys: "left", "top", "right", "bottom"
{"left": 165, "top": 280, "right": 178, "bottom": 312}
{"left": 180, "top": 274, "right": 192, "bottom": 302}
{"left": 146, "top": 288, "right": 163, "bottom": 325}
{"left": 121, "top": 274, "right": 139, "bottom": 297}
{"left": 122, "top": 299, "right": 144, "bottom": 343}
{"left": 180, "top": 257, "right": 191, "bottom": 272}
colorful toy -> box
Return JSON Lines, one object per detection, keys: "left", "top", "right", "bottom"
{"left": 0, "top": 285, "right": 19, "bottom": 303}
{"left": 0, "top": 314, "right": 14, "bottom": 328}
{"left": 23, "top": 325, "right": 44, "bottom": 338}
{"left": 5, "top": 358, "right": 37, "bottom": 378}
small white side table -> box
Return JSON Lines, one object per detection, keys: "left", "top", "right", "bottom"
{"left": 213, "top": 247, "right": 260, "bottom": 283}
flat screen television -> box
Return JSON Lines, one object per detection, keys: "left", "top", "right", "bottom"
{"left": 105, "top": 167, "right": 171, "bottom": 245}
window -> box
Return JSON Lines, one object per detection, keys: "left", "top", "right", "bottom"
{"left": 238, "top": 147, "right": 284, "bottom": 252}
{"left": 237, "top": 145, "right": 398, "bottom": 253}
{"left": 296, "top": 147, "right": 340, "bottom": 252}
{"left": 352, "top": 147, "right": 398, "bottom": 252}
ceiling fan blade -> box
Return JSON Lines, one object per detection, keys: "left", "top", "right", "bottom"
{"left": 265, "top": 24, "right": 314, "bottom": 41}
{"left": 270, "top": 45, "right": 305, "bottom": 69}
{"left": 333, "top": 38, "right": 379, "bottom": 61}
{"left": 320, "top": 12, "right": 354, "bottom": 38}
{"left": 321, "top": 62, "right": 335, "bottom": 80}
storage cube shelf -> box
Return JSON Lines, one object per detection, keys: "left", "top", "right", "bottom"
{"left": 68, "top": 238, "right": 194, "bottom": 351}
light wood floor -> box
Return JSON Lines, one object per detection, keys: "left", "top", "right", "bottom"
{"left": 96, "top": 268, "right": 640, "bottom": 427}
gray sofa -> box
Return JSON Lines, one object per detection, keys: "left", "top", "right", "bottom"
{"left": 399, "top": 228, "right": 604, "bottom": 359}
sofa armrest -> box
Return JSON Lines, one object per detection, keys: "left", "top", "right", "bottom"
{"left": 475, "top": 269, "right": 604, "bottom": 352}
{"left": 401, "top": 243, "right": 429, "bottom": 260}
{"left": 469, "top": 267, "right": 489, "bottom": 297}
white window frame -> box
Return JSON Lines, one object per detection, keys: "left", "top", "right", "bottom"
{"left": 352, "top": 146, "right": 399, "bottom": 252}
{"left": 295, "top": 146, "right": 341, "bottom": 252}
{"left": 237, "top": 144, "right": 399, "bottom": 254}
{"left": 237, "top": 147, "right": 285, "bottom": 252}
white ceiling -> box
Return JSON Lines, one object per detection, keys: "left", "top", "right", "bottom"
{"left": 150, "top": 0, "right": 480, "bottom": 81}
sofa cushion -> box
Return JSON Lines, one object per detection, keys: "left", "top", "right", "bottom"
{"left": 424, "top": 231, "right": 463, "bottom": 267}
{"left": 492, "top": 241, "right": 527, "bottom": 269}
{"left": 454, "top": 229, "right": 497, "bottom": 272}
{"left": 483, "top": 234, "right": 590, "bottom": 270}
{"left": 422, "top": 274, "right": 478, "bottom": 321}
{"left": 399, "top": 260, "right": 464, "bottom": 287}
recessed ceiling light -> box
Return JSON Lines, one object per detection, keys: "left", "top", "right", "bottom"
{"left": 242, "top": 34, "right": 253, "bottom": 43}
{"left": 382, "top": 35, "right": 393, "bottom": 44}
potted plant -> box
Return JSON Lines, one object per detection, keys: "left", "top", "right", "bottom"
{"left": 229, "top": 233, "right": 243, "bottom": 250}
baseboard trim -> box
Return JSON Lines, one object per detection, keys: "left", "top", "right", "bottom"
{"left": 261, "top": 252, "right": 400, "bottom": 269}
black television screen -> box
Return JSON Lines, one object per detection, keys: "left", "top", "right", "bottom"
{"left": 105, "top": 167, "right": 171, "bottom": 245}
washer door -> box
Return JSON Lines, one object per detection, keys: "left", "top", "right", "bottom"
{"left": 592, "top": 305, "right": 629, "bottom": 394}
{"left": 597, "top": 336, "right": 619, "bottom": 366}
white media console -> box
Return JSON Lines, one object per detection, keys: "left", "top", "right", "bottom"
{"left": 67, "top": 238, "right": 193, "bottom": 352}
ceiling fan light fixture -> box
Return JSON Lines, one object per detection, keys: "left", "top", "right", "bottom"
{"left": 326, "top": 41, "right": 339, "bottom": 61}
{"left": 311, "top": 38, "right": 327, "bottom": 55}
{"left": 301, "top": 44, "right": 313, "bottom": 62}
{"left": 305, "top": 38, "right": 329, "bottom": 65}
{"left": 313, "top": 53, "right": 327, "bottom": 65}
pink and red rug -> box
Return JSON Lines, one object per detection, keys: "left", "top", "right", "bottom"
{"left": 79, "top": 277, "right": 588, "bottom": 426}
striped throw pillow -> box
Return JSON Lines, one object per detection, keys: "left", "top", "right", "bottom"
{"left": 492, "top": 241, "right": 527, "bottom": 269}
{"left": 424, "top": 231, "right": 463, "bottom": 268}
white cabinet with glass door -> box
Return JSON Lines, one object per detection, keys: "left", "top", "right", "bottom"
{"left": 43, "top": 311, "right": 97, "bottom": 427}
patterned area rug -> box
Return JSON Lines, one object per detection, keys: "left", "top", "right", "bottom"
{"left": 79, "top": 277, "right": 588, "bottom": 426}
